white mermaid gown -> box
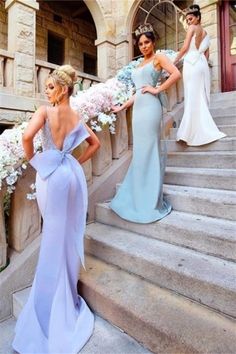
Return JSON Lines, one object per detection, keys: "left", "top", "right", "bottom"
{"left": 176, "top": 34, "right": 226, "bottom": 146}
{"left": 12, "top": 117, "right": 94, "bottom": 353}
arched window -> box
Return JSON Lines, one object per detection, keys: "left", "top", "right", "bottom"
{"left": 132, "top": 0, "right": 193, "bottom": 59}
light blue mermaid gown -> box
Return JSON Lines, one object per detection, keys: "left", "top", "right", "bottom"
{"left": 13, "top": 117, "right": 94, "bottom": 353}
{"left": 110, "top": 61, "right": 171, "bottom": 223}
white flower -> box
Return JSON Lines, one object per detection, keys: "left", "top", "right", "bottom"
{"left": 0, "top": 122, "right": 42, "bottom": 191}
{"left": 26, "top": 192, "right": 37, "bottom": 200}
{"left": 94, "top": 126, "right": 102, "bottom": 132}
{"left": 98, "top": 113, "right": 112, "bottom": 125}
{"left": 6, "top": 173, "right": 18, "bottom": 186}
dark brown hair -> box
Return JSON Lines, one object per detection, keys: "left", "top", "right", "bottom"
{"left": 186, "top": 4, "right": 201, "bottom": 22}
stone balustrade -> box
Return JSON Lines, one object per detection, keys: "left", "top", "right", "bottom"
{"left": 0, "top": 62, "right": 184, "bottom": 271}
{"left": 0, "top": 49, "right": 14, "bottom": 92}
{"left": 35, "top": 59, "right": 102, "bottom": 98}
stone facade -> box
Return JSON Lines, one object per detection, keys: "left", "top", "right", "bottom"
{"left": 0, "top": 1, "right": 7, "bottom": 50}
{"left": 0, "top": 0, "right": 224, "bottom": 103}
{"left": 35, "top": 2, "right": 96, "bottom": 72}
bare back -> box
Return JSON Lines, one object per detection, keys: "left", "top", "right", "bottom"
{"left": 46, "top": 106, "right": 81, "bottom": 150}
{"left": 193, "top": 25, "right": 207, "bottom": 49}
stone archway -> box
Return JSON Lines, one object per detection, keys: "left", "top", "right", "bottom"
{"left": 83, "top": 0, "right": 109, "bottom": 41}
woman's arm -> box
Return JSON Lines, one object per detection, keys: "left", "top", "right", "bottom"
{"left": 22, "top": 106, "right": 46, "bottom": 160}
{"left": 204, "top": 48, "right": 209, "bottom": 60}
{"left": 78, "top": 123, "right": 100, "bottom": 164}
{"left": 142, "top": 54, "right": 181, "bottom": 95}
{"left": 111, "top": 94, "right": 136, "bottom": 113}
{"left": 173, "top": 25, "right": 195, "bottom": 65}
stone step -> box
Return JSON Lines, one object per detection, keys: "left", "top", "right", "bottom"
{"left": 167, "top": 151, "right": 236, "bottom": 169}
{"left": 95, "top": 202, "right": 236, "bottom": 261}
{"left": 165, "top": 167, "right": 236, "bottom": 191}
{"left": 210, "top": 106, "right": 236, "bottom": 118}
{"left": 164, "top": 137, "right": 236, "bottom": 152}
{"left": 11, "top": 288, "right": 150, "bottom": 354}
{"left": 169, "top": 125, "right": 236, "bottom": 139}
{"left": 210, "top": 99, "right": 236, "bottom": 109}
{"left": 163, "top": 184, "right": 236, "bottom": 221}
{"left": 212, "top": 115, "right": 236, "bottom": 125}
{"left": 114, "top": 183, "right": 236, "bottom": 221}
{"left": 210, "top": 91, "right": 236, "bottom": 104}
{"left": 85, "top": 223, "right": 236, "bottom": 318}
{"left": 79, "top": 255, "right": 236, "bottom": 354}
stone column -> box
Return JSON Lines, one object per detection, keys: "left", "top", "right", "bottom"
{"left": 111, "top": 110, "right": 128, "bottom": 159}
{"left": 95, "top": 37, "right": 116, "bottom": 79}
{"left": 115, "top": 36, "right": 129, "bottom": 71}
{"left": 0, "top": 186, "right": 7, "bottom": 270}
{"left": 96, "top": 34, "right": 129, "bottom": 80}
{"left": 197, "top": 0, "right": 221, "bottom": 92}
{"left": 8, "top": 165, "right": 41, "bottom": 252}
{"left": 5, "top": 0, "right": 39, "bottom": 97}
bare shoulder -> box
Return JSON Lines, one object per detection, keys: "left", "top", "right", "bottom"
{"left": 35, "top": 105, "right": 47, "bottom": 115}
{"left": 154, "top": 53, "right": 171, "bottom": 67}
{"left": 32, "top": 105, "right": 48, "bottom": 123}
{"left": 188, "top": 24, "right": 197, "bottom": 32}
{"left": 154, "top": 53, "right": 166, "bottom": 65}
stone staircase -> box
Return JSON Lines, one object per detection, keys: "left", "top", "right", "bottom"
{"left": 79, "top": 91, "right": 236, "bottom": 354}
{"left": 1, "top": 92, "right": 236, "bottom": 354}
{"left": 0, "top": 289, "right": 151, "bottom": 354}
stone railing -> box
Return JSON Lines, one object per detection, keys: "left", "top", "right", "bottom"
{"left": 0, "top": 64, "right": 184, "bottom": 271}
{"left": 0, "top": 49, "right": 14, "bottom": 93}
{"left": 35, "top": 60, "right": 102, "bottom": 98}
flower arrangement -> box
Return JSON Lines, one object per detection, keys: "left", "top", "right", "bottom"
{"left": 116, "top": 57, "right": 143, "bottom": 94}
{"left": 0, "top": 123, "right": 41, "bottom": 200}
{"left": 70, "top": 77, "right": 129, "bottom": 133}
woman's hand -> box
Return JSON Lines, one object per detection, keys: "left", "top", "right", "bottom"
{"left": 141, "top": 86, "right": 158, "bottom": 95}
{"left": 173, "top": 58, "right": 179, "bottom": 66}
{"left": 111, "top": 104, "right": 125, "bottom": 113}
{"left": 78, "top": 124, "right": 100, "bottom": 164}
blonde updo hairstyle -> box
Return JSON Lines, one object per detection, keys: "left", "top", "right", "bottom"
{"left": 49, "top": 65, "right": 77, "bottom": 104}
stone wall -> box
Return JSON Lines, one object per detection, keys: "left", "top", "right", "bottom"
{"left": 36, "top": 2, "right": 97, "bottom": 72}
{"left": 0, "top": 0, "right": 223, "bottom": 91}
{"left": 200, "top": 0, "right": 221, "bottom": 92}
{"left": 0, "top": 1, "right": 7, "bottom": 50}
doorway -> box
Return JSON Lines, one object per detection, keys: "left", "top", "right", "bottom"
{"left": 220, "top": 0, "right": 236, "bottom": 91}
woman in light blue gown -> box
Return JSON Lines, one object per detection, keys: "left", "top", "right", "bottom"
{"left": 110, "top": 24, "right": 181, "bottom": 223}
{"left": 13, "top": 65, "right": 100, "bottom": 354}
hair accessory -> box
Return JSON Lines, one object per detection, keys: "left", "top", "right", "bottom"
{"left": 134, "top": 23, "right": 154, "bottom": 37}
{"left": 186, "top": 7, "right": 200, "bottom": 15}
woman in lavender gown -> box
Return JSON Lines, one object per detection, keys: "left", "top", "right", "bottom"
{"left": 13, "top": 65, "right": 100, "bottom": 354}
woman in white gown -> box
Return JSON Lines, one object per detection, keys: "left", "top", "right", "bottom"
{"left": 12, "top": 65, "right": 100, "bottom": 353}
{"left": 174, "top": 4, "right": 226, "bottom": 146}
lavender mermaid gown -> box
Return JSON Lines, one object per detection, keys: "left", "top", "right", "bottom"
{"left": 13, "top": 118, "right": 94, "bottom": 353}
